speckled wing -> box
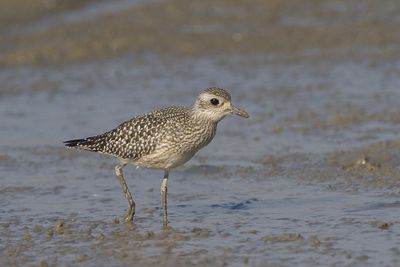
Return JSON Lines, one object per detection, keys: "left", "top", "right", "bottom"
{"left": 64, "top": 107, "right": 189, "bottom": 160}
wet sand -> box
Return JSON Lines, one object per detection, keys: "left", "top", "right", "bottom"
{"left": 1, "top": 0, "right": 400, "bottom": 266}
{"left": 2, "top": 0, "right": 400, "bottom": 66}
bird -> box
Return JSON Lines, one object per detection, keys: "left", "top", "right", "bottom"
{"left": 64, "top": 87, "right": 249, "bottom": 225}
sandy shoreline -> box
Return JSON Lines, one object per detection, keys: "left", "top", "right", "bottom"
{"left": 1, "top": 1, "right": 400, "bottom": 266}
{"left": 1, "top": 0, "right": 400, "bottom": 67}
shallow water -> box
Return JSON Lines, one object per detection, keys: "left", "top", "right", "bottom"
{"left": 1, "top": 0, "right": 400, "bottom": 266}
{"left": 1, "top": 55, "right": 400, "bottom": 267}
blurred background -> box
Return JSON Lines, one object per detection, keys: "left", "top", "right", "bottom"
{"left": 1, "top": 0, "right": 400, "bottom": 266}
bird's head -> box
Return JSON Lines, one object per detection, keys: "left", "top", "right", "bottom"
{"left": 192, "top": 87, "right": 249, "bottom": 122}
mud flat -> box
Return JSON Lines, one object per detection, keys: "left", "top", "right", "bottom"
{"left": 2, "top": 0, "right": 400, "bottom": 67}
{"left": 1, "top": 0, "right": 400, "bottom": 266}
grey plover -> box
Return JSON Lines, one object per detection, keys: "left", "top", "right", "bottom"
{"left": 64, "top": 87, "right": 249, "bottom": 224}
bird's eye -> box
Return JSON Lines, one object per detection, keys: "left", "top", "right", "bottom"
{"left": 210, "top": 98, "right": 219, "bottom": 106}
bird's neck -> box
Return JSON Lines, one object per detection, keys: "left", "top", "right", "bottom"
{"left": 189, "top": 107, "right": 222, "bottom": 125}
{"left": 186, "top": 108, "right": 218, "bottom": 149}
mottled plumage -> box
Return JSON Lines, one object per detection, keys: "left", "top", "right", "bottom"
{"left": 64, "top": 87, "right": 249, "bottom": 224}
{"left": 64, "top": 106, "right": 216, "bottom": 169}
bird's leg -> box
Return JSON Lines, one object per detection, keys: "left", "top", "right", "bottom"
{"left": 161, "top": 170, "right": 169, "bottom": 226}
{"left": 115, "top": 164, "right": 135, "bottom": 223}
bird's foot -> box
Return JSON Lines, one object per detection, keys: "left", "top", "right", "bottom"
{"left": 124, "top": 208, "right": 135, "bottom": 223}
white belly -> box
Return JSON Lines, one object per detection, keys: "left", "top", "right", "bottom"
{"left": 132, "top": 149, "right": 197, "bottom": 170}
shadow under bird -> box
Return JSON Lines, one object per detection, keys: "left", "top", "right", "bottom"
{"left": 64, "top": 87, "right": 249, "bottom": 225}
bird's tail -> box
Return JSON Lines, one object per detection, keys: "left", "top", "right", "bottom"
{"left": 64, "top": 138, "right": 86, "bottom": 147}
{"left": 63, "top": 134, "right": 107, "bottom": 152}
